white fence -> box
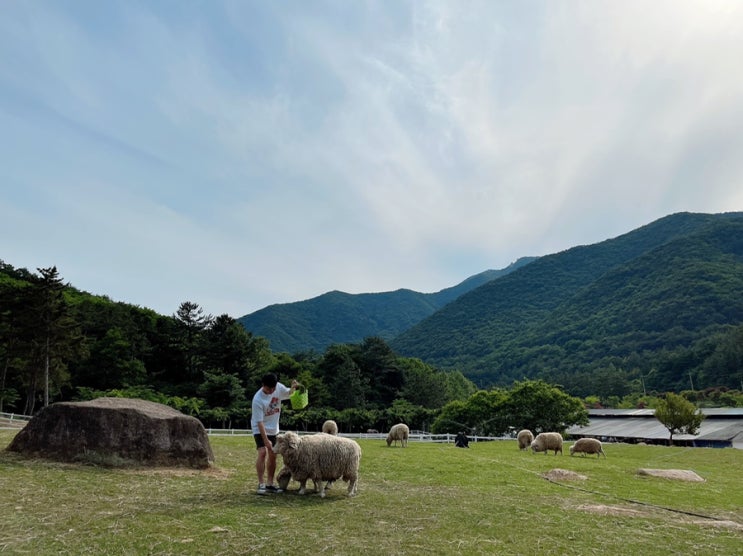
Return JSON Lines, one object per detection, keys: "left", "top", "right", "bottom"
{"left": 205, "top": 429, "right": 508, "bottom": 443}
{"left": 0, "top": 412, "right": 32, "bottom": 429}
{"left": 1, "top": 415, "right": 509, "bottom": 444}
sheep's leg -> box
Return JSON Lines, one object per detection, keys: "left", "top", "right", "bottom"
{"left": 317, "top": 480, "right": 327, "bottom": 498}
{"left": 347, "top": 477, "right": 357, "bottom": 497}
{"left": 298, "top": 479, "right": 308, "bottom": 495}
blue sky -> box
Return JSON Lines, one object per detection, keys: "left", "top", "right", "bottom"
{"left": 2, "top": 1, "right": 743, "bottom": 318}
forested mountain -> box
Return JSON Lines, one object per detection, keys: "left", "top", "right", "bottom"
{"left": 3, "top": 211, "right": 742, "bottom": 424}
{"left": 390, "top": 212, "right": 743, "bottom": 395}
{"left": 0, "top": 262, "right": 478, "bottom": 427}
{"left": 237, "top": 257, "right": 536, "bottom": 353}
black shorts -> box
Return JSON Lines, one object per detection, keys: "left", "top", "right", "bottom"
{"left": 254, "top": 434, "right": 277, "bottom": 449}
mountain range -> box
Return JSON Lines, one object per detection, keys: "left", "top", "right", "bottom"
{"left": 237, "top": 256, "right": 536, "bottom": 353}
{"left": 239, "top": 212, "right": 743, "bottom": 392}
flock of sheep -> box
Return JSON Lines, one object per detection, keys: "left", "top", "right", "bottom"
{"left": 271, "top": 422, "right": 604, "bottom": 499}
{"left": 518, "top": 429, "right": 606, "bottom": 458}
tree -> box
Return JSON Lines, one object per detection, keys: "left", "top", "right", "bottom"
{"left": 317, "top": 345, "right": 368, "bottom": 410}
{"left": 398, "top": 357, "right": 449, "bottom": 408}
{"left": 356, "top": 337, "right": 402, "bottom": 407}
{"left": 28, "top": 267, "right": 84, "bottom": 410}
{"left": 500, "top": 379, "right": 589, "bottom": 434}
{"left": 0, "top": 280, "right": 30, "bottom": 412}
{"left": 655, "top": 392, "right": 705, "bottom": 445}
{"left": 431, "top": 389, "right": 508, "bottom": 435}
{"left": 171, "top": 301, "right": 213, "bottom": 393}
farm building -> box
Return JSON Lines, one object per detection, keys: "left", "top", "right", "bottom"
{"left": 566, "top": 408, "right": 743, "bottom": 449}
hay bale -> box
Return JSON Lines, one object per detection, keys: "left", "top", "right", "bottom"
{"left": 6, "top": 397, "right": 214, "bottom": 468}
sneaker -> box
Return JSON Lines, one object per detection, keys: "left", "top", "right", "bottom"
{"left": 256, "top": 484, "right": 267, "bottom": 495}
{"left": 265, "top": 484, "right": 283, "bottom": 493}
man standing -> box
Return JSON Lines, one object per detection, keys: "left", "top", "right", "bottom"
{"left": 251, "top": 372, "right": 299, "bottom": 494}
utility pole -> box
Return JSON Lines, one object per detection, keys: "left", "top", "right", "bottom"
{"left": 689, "top": 371, "right": 695, "bottom": 392}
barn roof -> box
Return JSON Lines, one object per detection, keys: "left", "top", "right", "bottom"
{"left": 567, "top": 408, "right": 743, "bottom": 445}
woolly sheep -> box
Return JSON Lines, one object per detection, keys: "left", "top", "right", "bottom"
{"left": 276, "top": 463, "right": 323, "bottom": 493}
{"left": 386, "top": 423, "right": 410, "bottom": 447}
{"left": 319, "top": 421, "right": 339, "bottom": 489}
{"left": 276, "top": 465, "right": 293, "bottom": 491}
{"left": 517, "top": 429, "right": 534, "bottom": 450}
{"left": 530, "top": 432, "right": 563, "bottom": 455}
{"left": 272, "top": 431, "right": 361, "bottom": 498}
{"left": 570, "top": 437, "right": 606, "bottom": 458}
{"left": 322, "top": 420, "right": 338, "bottom": 435}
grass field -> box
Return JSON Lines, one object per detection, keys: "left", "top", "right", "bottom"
{"left": 1, "top": 430, "right": 741, "bottom": 555}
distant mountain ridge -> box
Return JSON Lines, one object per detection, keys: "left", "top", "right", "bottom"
{"left": 390, "top": 211, "right": 743, "bottom": 390}
{"left": 237, "top": 257, "right": 536, "bottom": 353}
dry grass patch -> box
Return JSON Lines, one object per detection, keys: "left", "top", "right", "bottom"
{"left": 122, "top": 465, "right": 233, "bottom": 479}
{"left": 688, "top": 519, "right": 743, "bottom": 530}
{"left": 637, "top": 468, "right": 705, "bottom": 482}
{"left": 577, "top": 503, "right": 646, "bottom": 517}
{"left": 542, "top": 468, "right": 587, "bottom": 481}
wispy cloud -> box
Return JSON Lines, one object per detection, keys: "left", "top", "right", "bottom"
{"left": 2, "top": 1, "right": 743, "bottom": 315}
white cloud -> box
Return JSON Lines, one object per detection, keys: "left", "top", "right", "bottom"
{"left": 2, "top": 1, "right": 743, "bottom": 315}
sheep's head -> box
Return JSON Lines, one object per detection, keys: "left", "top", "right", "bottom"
{"left": 273, "top": 431, "right": 301, "bottom": 455}
{"left": 386, "top": 436, "right": 392, "bottom": 447}
{"left": 569, "top": 445, "right": 576, "bottom": 455}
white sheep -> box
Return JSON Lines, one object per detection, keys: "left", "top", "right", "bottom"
{"left": 530, "top": 432, "right": 563, "bottom": 455}
{"left": 386, "top": 423, "right": 410, "bottom": 447}
{"left": 570, "top": 438, "right": 606, "bottom": 458}
{"left": 322, "top": 420, "right": 338, "bottom": 435}
{"left": 517, "top": 429, "right": 534, "bottom": 451}
{"left": 272, "top": 431, "right": 361, "bottom": 498}
{"left": 319, "top": 421, "right": 338, "bottom": 489}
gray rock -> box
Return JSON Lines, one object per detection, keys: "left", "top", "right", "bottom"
{"left": 6, "top": 397, "right": 214, "bottom": 468}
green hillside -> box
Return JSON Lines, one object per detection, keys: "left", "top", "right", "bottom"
{"left": 237, "top": 257, "right": 535, "bottom": 353}
{"left": 390, "top": 212, "right": 743, "bottom": 392}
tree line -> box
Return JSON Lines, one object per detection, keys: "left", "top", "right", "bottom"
{"left": 2, "top": 263, "right": 738, "bottom": 435}
{"left": 1, "top": 263, "right": 480, "bottom": 431}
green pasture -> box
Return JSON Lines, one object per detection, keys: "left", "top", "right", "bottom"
{"left": 1, "top": 430, "right": 741, "bottom": 555}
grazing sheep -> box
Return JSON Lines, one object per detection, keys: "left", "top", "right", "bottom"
{"left": 272, "top": 431, "right": 361, "bottom": 498}
{"left": 322, "top": 420, "right": 338, "bottom": 435}
{"left": 276, "top": 465, "right": 293, "bottom": 491}
{"left": 386, "top": 423, "right": 410, "bottom": 447}
{"left": 517, "top": 429, "right": 534, "bottom": 451}
{"left": 276, "top": 463, "right": 323, "bottom": 492}
{"left": 530, "top": 432, "right": 563, "bottom": 455}
{"left": 570, "top": 438, "right": 606, "bottom": 458}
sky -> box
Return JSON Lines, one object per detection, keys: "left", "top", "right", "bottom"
{"left": 2, "top": 1, "right": 743, "bottom": 318}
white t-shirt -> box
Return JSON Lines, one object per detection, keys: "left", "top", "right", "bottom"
{"left": 251, "top": 382, "right": 292, "bottom": 435}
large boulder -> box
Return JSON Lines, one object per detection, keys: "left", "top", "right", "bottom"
{"left": 6, "top": 397, "right": 214, "bottom": 468}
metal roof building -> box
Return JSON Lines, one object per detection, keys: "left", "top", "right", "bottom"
{"left": 566, "top": 408, "right": 743, "bottom": 449}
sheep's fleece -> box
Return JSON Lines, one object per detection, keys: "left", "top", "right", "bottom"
{"left": 273, "top": 431, "right": 361, "bottom": 497}
{"left": 386, "top": 423, "right": 409, "bottom": 447}
{"left": 570, "top": 437, "right": 606, "bottom": 458}
{"left": 517, "top": 429, "right": 534, "bottom": 450}
{"left": 321, "top": 420, "right": 338, "bottom": 435}
{"left": 530, "top": 432, "right": 563, "bottom": 455}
